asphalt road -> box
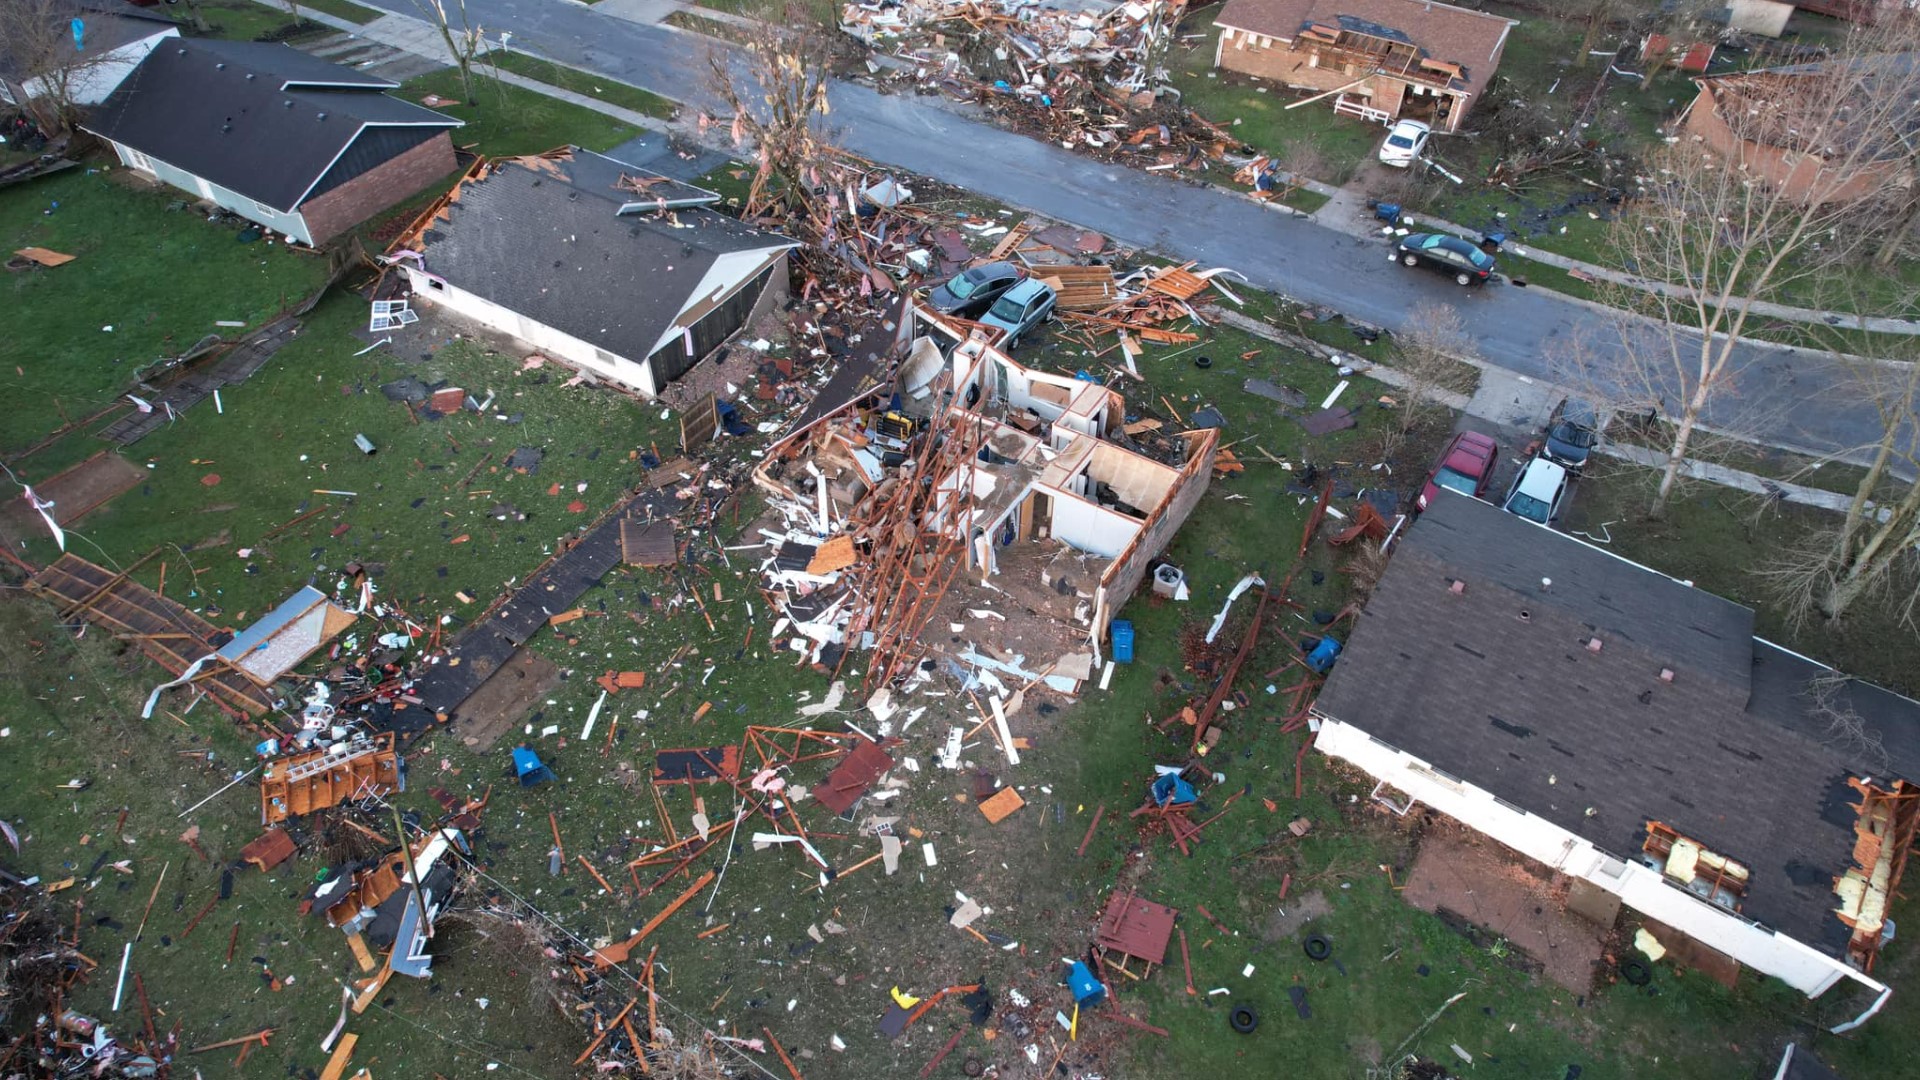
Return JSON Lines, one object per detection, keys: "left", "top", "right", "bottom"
{"left": 365, "top": 0, "right": 1888, "bottom": 459}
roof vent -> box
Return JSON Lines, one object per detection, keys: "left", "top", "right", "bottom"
{"left": 1586, "top": 637, "right": 1603, "bottom": 653}
{"left": 284, "top": 100, "right": 293, "bottom": 108}
{"left": 1518, "top": 609, "right": 1531, "bottom": 623}
{"left": 221, "top": 123, "right": 231, "bottom": 133}
{"left": 1540, "top": 577, "right": 1552, "bottom": 591}
{"left": 1448, "top": 579, "right": 1466, "bottom": 596}
{"left": 316, "top": 112, "right": 327, "bottom": 121}
{"left": 215, "top": 62, "right": 225, "bottom": 70}
{"left": 1659, "top": 668, "right": 1675, "bottom": 683}
{"left": 246, "top": 73, "right": 255, "bottom": 80}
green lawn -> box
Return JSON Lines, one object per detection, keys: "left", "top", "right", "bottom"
{"left": 0, "top": 168, "right": 332, "bottom": 456}
{"left": 185, "top": 0, "right": 325, "bottom": 42}
{"left": 400, "top": 69, "right": 642, "bottom": 156}
{"left": 299, "top": 0, "right": 382, "bottom": 25}
{"left": 21, "top": 293, "right": 670, "bottom": 620}
{"left": 485, "top": 52, "right": 680, "bottom": 120}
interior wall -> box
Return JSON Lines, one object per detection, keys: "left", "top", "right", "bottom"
{"left": 1088, "top": 443, "right": 1178, "bottom": 512}
{"left": 1046, "top": 488, "right": 1142, "bottom": 558}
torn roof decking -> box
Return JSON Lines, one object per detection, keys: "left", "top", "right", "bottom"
{"left": 217, "top": 585, "right": 356, "bottom": 686}
{"left": 25, "top": 553, "right": 273, "bottom": 716}
{"left": 1313, "top": 491, "right": 1920, "bottom": 958}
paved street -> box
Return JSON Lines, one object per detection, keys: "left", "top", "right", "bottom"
{"left": 356, "top": 0, "right": 1891, "bottom": 460}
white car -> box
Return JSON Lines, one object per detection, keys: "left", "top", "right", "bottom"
{"left": 1378, "top": 119, "right": 1431, "bottom": 168}
{"left": 1502, "top": 456, "right": 1570, "bottom": 526}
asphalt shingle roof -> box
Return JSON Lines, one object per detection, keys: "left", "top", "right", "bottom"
{"left": 1313, "top": 490, "right": 1920, "bottom": 956}
{"left": 1213, "top": 0, "right": 1515, "bottom": 95}
{"left": 415, "top": 149, "right": 795, "bottom": 364}
{"left": 83, "top": 39, "right": 456, "bottom": 211}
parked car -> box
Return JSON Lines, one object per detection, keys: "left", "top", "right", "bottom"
{"left": 1378, "top": 119, "right": 1431, "bottom": 168}
{"left": 979, "top": 277, "right": 1057, "bottom": 347}
{"left": 1542, "top": 397, "right": 1600, "bottom": 472}
{"left": 1394, "top": 233, "right": 1495, "bottom": 286}
{"left": 925, "top": 261, "right": 1026, "bottom": 319}
{"left": 1502, "top": 456, "right": 1570, "bottom": 525}
{"left": 1416, "top": 431, "right": 1499, "bottom": 513}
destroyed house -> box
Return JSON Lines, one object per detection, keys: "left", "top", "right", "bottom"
{"left": 1679, "top": 53, "right": 1920, "bottom": 204}
{"left": 753, "top": 303, "right": 1215, "bottom": 688}
{"left": 1212, "top": 0, "right": 1516, "bottom": 132}
{"left": 82, "top": 39, "right": 460, "bottom": 245}
{"left": 1312, "top": 491, "right": 1919, "bottom": 1015}
{"left": 391, "top": 148, "right": 799, "bottom": 398}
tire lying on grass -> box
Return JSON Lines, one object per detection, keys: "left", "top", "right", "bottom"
{"left": 1303, "top": 934, "right": 1333, "bottom": 961}
{"left": 1229, "top": 1005, "right": 1259, "bottom": 1034}
{"left": 1619, "top": 958, "right": 1653, "bottom": 986}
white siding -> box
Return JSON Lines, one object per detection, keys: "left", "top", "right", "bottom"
{"left": 1314, "top": 717, "right": 1879, "bottom": 999}
{"left": 402, "top": 270, "right": 658, "bottom": 397}
{"left": 107, "top": 140, "right": 313, "bottom": 245}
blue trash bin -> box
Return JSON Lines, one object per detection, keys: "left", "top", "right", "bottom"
{"left": 1111, "top": 619, "right": 1135, "bottom": 664}
{"left": 1066, "top": 961, "right": 1107, "bottom": 1007}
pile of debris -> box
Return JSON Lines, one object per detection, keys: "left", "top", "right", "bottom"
{"left": 843, "top": 0, "right": 1248, "bottom": 171}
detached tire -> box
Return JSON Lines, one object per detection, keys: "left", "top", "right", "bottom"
{"left": 1303, "top": 934, "right": 1333, "bottom": 961}
{"left": 1229, "top": 1005, "right": 1259, "bottom": 1034}
{"left": 1620, "top": 958, "right": 1653, "bottom": 986}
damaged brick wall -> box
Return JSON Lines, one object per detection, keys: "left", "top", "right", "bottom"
{"left": 1093, "top": 427, "right": 1218, "bottom": 641}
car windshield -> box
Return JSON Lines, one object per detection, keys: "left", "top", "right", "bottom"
{"left": 1387, "top": 134, "right": 1415, "bottom": 149}
{"left": 1550, "top": 419, "right": 1597, "bottom": 449}
{"left": 987, "top": 294, "right": 1026, "bottom": 322}
{"left": 1507, "top": 492, "right": 1551, "bottom": 523}
{"left": 947, "top": 272, "right": 983, "bottom": 299}
{"left": 1434, "top": 467, "right": 1478, "bottom": 495}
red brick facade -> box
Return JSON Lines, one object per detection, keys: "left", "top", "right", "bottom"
{"left": 1681, "top": 84, "right": 1897, "bottom": 204}
{"left": 300, "top": 131, "right": 458, "bottom": 245}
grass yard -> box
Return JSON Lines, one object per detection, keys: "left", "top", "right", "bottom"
{"left": 0, "top": 167, "right": 332, "bottom": 456}
{"left": 19, "top": 292, "right": 671, "bottom": 621}
{"left": 486, "top": 52, "right": 681, "bottom": 120}
{"left": 401, "top": 69, "right": 642, "bottom": 156}
{"left": 185, "top": 0, "right": 328, "bottom": 42}
{"left": 298, "top": 0, "right": 383, "bottom": 25}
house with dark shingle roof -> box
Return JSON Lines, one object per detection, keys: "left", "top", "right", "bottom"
{"left": 82, "top": 38, "right": 459, "bottom": 245}
{"left": 1211, "top": 0, "right": 1515, "bottom": 131}
{"left": 1310, "top": 491, "right": 1916, "bottom": 1025}
{"left": 0, "top": 1, "right": 179, "bottom": 118}
{"left": 389, "top": 148, "right": 799, "bottom": 398}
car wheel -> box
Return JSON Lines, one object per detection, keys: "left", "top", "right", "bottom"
{"left": 1402, "top": 254, "right": 1419, "bottom": 268}
{"left": 1455, "top": 271, "right": 1473, "bottom": 286}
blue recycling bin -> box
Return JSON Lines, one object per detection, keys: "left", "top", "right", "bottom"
{"left": 513, "top": 747, "right": 556, "bottom": 786}
{"left": 1110, "top": 619, "right": 1135, "bottom": 664}
{"left": 1066, "top": 961, "right": 1106, "bottom": 1007}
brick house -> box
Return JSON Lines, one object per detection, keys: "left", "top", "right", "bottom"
{"left": 82, "top": 39, "right": 459, "bottom": 246}
{"left": 1679, "top": 57, "right": 1919, "bottom": 204}
{"left": 391, "top": 149, "right": 799, "bottom": 399}
{"left": 1212, "top": 0, "right": 1517, "bottom": 132}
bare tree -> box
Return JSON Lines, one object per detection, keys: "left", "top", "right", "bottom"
{"left": 1568, "top": 0, "right": 1625, "bottom": 69}
{"left": 1758, "top": 351, "right": 1920, "bottom": 625}
{"left": 705, "top": 1, "right": 835, "bottom": 223}
{"left": 1379, "top": 302, "right": 1476, "bottom": 459}
{"left": 414, "top": 0, "right": 487, "bottom": 104}
{"left": 1592, "top": 17, "right": 1920, "bottom": 517}
{"left": 0, "top": 0, "right": 124, "bottom": 133}
{"left": 1270, "top": 138, "right": 1326, "bottom": 207}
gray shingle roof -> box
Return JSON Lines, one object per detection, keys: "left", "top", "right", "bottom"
{"left": 1313, "top": 490, "right": 1920, "bottom": 956}
{"left": 414, "top": 150, "right": 796, "bottom": 364}
{"left": 82, "top": 39, "right": 456, "bottom": 211}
